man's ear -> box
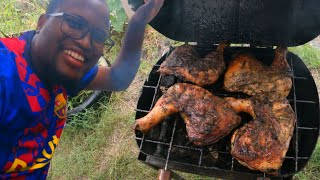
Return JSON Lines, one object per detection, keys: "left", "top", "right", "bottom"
{"left": 36, "top": 14, "right": 47, "bottom": 33}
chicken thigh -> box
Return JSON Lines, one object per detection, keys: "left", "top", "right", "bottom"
{"left": 159, "top": 43, "right": 228, "bottom": 86}
{"left": 134, "top": 83, "right": 241, "bottom": 146}
{"left": 224, "top": 47, "right": 292, "bottom": 101}
{"left": 224, "top": 97, "right": 296, "bottom": 173}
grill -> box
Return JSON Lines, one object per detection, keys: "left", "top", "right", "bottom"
{"left": 124, "top": 0, "right": 320, "bottom": 179}
{"left": 134, "top": 45, "right": 320, "bottom": 179}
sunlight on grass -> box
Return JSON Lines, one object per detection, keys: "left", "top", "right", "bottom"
{"left": 50, "top": 93, "right": 134, "bottom": 179}
{"left": 50, "top": 86, "right": 160, "bottom": 179}
{"left": 289, "top": 44, "right": 320, "bottom": 69}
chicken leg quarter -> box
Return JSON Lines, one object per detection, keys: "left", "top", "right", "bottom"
{"left": 224, "top": 97, "right": 296, "bottom": 173}
{"left": 224, "top": 47, "right": 292, "bottom": 101}
{"left": 134, "top": 83, "right": 241, "bottom": 146}
{"left": 158, "top": 43, "right": 228, "bottom": 86}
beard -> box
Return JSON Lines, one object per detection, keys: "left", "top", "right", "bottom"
{"left": 43, "top": 63, "right": 82, "bottom": 92}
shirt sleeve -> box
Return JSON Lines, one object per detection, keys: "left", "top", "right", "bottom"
{"left": 67, "top": 65, "right": 99, "bottom": 96}
{"left": 0, "top": 79, "right": 4, "bottom": 120}
{"left": 0, "top": 41, "right": 8, "bottom": 120}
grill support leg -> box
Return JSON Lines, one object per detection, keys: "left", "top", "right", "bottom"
{"left": 158, "top": 169, "right": 171, "bottom": 180}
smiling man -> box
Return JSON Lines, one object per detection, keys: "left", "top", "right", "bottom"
{"left": 0, "top": 0, "right": 164, "bottom": 179}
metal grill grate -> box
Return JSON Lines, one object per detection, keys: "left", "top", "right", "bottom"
{"left": 135, "top": 46, "right": 320, "bottom": 179}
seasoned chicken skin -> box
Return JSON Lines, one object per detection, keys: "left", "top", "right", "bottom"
{"left": 224, "top": 47, "right": 292, "bottom": 101}
{"left": 134, "top": 83, "right": 241, "bottom": 146}
{"left": 224, "top": 97, "right": 296, "bottom": 173}
{"left": 158, "top": 43, "right": 228, "bottom": 86}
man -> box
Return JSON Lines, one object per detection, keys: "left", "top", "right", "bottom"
{"left": 0, "top": 0, "right": 164, "bottom": 179}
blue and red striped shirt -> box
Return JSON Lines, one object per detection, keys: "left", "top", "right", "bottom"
{"left": 0, "top": 31, "right": 98, "bottom": 179}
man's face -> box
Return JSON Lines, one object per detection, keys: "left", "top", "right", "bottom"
{"left": 33, "top": 0, "right": 110, "bottom": 86}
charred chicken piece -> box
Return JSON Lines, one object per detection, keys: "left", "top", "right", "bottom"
{"left": 224, "top": 97, "right": 296, "bottom": 173}
{"left": 224, "top": 47, "right": 292, "bottom": 101}
{"left": 158, "top": 43, "right": 229, "bottom": 86}
{"left": 134, "top": 83, "right": 241, "bottom": 146}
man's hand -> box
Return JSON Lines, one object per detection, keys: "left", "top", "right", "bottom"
{"left": 87, "top": 0, "right": 166, "bottom": 91}
{"left": 133, "top": 0, "right": 165, "bottom": 24}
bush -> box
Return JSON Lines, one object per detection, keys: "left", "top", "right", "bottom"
{"left": 107, "top": 0, "right": 128, "bottom": 32}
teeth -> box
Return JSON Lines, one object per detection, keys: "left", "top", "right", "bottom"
{"left": 64, "top": 50, "right": 84, "bottom": 62}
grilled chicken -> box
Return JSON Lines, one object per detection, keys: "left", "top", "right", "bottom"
{"left": 224, "top": 47, "right": 292, "bottom": 101}
{"left": 134, "top": 83, "right": 241, "bottom": 146}
{"left": 224, "top": 97, "right": 296, "bottom": 173}
{"left": 158, "top": 43, "right": 228, "bottom": 86}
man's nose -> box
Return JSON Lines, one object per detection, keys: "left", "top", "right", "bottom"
{"left": 77, "top": 31, "right": 92, "bottom": 50}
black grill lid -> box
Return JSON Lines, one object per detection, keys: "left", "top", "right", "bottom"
{"left": 126, "top": 0, "right": 320, "bottom": 46}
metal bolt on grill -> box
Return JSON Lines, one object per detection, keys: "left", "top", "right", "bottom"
{"left": 134, "top": 45, "right": 320, "bottom": 180}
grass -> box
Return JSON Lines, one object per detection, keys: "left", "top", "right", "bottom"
{"left": 48, "top": 79, "right": 159, "bottom": 179}
{"left": 295, "top": 141, "right": 320, "bottom": 180}
{"left": 0, "top": 0, "right": 45, "bottom": 35}
{"left": 289, "top": 44, "right": 320, "bottom": 69}
{"left": 1, "top": 1, "right": 320, "bottom": 179}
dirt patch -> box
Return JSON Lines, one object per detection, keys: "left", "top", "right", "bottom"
{"left": 308, "top": 35, "right": 320, "bottom": 97}
{"left": 310, "top": 36, "right": 320, "bottom": 49}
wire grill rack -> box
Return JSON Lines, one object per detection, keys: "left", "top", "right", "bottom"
{"left": 135, "top": 45, "right": 320, "bottom": 179}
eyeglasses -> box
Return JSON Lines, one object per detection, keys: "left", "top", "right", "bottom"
{"left": 47, "top": 12, "right": 114, "bottom": 54}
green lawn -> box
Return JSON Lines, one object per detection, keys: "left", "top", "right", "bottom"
{"left": 1, "top": 1, "right": 320, "bottom": 179}
{"left": 289, "top": 44, "right": 320, "bottom": 69}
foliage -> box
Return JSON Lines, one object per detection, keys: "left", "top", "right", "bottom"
{"left": 0, "top": 0, "right": 127, "bottom": 35}
{"left": 107, "top": 0, "right": 128, "bottom": 32}
{"left": 67, "top": 90, "right": 93, "bottom": 110}
{"left": 0, "top": 0, "right": 45, "bottom": 35}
